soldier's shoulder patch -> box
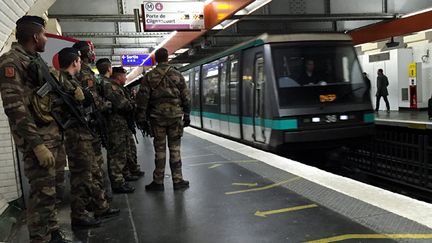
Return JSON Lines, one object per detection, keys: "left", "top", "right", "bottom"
{"left": 5, "top": 66, "right": 15, "bottom": 78}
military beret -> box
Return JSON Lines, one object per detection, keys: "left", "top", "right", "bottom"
{"left": 96, "top": 58, "right": 111, "bottom": 66}
{"left": 112, "top": 66, "right": 127, "bottom": 74}
{"left": 72, "top": 41, "right": 90, "bottom": 50}
{"left": 58, "top": 47, "right": 81, "bottom": 69}
{"left": 16, "top": 15, "right": 46, "bottom": 27}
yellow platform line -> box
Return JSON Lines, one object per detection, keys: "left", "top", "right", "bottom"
{"left": 208, "top": 164, "right": 222, "bottom": 169}
{"left": 255, "top": 204, "right": 318, "bottom": 217}
{"left": 225, "top": 177, "right": 301, "bottom": 195}
{"left": 305, "top": 234, "right": 432, "bottom": 243}
{"left": 188, "top": 159, "right": 259, "bottom": 167}
{"left": 232, "top": 182, "right": 258, "bottom": 187}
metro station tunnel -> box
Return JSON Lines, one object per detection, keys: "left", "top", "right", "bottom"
{"left": 1, "top": 0, "right": 432, "bottom": 243}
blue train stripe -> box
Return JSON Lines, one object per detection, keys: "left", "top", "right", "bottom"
{"left": 192, "top": 111, "right": 298, "bottom": 130}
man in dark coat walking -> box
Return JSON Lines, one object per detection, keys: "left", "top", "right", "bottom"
{"left": 375, "top": 69, "right": 390, "bottom": 113}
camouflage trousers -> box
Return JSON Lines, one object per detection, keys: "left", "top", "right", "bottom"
{"left": 24, "top": 144, "right": 66, "bottom": 243}
{"left": 90, "top": 138, "right": 110, "bottom": 214}
{"left": 107, "top": 126, "right": 128, "bottom": 188}
{"left": 55, "top": 145, "right": 66, "bottom": 206}
{"left": 150, "top": 118, "right": 184, "bottom": 184}
{"left": 65, "top": 130, "right": 93, "bottom": 220}
{"left": 123, "top": 130, "right": 141, "bottom": 177}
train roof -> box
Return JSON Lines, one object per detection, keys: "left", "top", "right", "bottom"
{"left": 179, "top": 33, "right": 352, "bottom": 71}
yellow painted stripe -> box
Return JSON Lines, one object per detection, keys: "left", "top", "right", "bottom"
{"left": 208, "top": 164, "right": 222, "bottom": 169}
{"left": 255, "top": 204, "right": 318, "bottom": 217}
{"left": 232, "top": 183, "right": 258, "bottom": 187}
{"left": 225, "top": 177, "right": 301, "bottom": 195}
{"left": 305, "top": 234, "right": 432, "bottom": 243}
{"left": 188, "top": 159, "right": 258, "bottom": 167}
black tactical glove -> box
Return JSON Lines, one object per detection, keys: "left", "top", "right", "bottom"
{"left": 183, "top": 114, "right": 191, "bottom": 127}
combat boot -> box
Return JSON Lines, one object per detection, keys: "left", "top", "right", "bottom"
{"left": 173, "top": 180, "right": 190, "bottom": 190}
{"left": 94, "top": 207, "right": 120, "bottom": 219}
{"left": 112, "top": 182, "right": 135, "bottom": 193}
{"left": 145, "top": 181, "right": 164, "bottom": 191}
{"left": 71, "top": 216, "right": 101, "bottom": 228}
{"left": 49, "top": 230, "right": 74, "bottom": 243}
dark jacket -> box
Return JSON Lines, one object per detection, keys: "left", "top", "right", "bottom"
{"left": 376, "top": 74, "right": 389, "bottom": 97}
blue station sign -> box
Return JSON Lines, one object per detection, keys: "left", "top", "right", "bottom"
{"left": 121, "top": 54, "right": 153, "bottom": 66}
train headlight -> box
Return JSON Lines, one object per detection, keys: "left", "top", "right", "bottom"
{"left": 312, "top": 117, "right": 321, "bottom": 123}
{"left": 340, "top": 115, "right": 349, "bottom": 121}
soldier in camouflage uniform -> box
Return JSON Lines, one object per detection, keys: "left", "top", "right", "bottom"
{"left": 110, "top": 68, "right": 144, "bottom": 180}
{"left": 0, "top": 16, "right": 70, "bottom": 243}
{"left": 136, "top": 48, "right": 191, "bottom": 191}
{"left": 57, "top": 48, "right": 100, "bottom": 228}
{"left": 103, "top": 67, "right": 137, "bottom": 193}
{"left": 66, "top": 44, "right": 120, "bottom": 217}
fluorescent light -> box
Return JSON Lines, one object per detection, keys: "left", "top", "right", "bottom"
{"left": 312, "top": 117, "right": 321, "bottom": 123}
{"left": 174, "top": 48, "right": 189, "bottom": 54}
{"left": 211, "top": 0, "right": 273, "bottom": 30}
{"left": 402, "top": 7, "right": 432, "bottom": 18}
{"left": 340, "top": 115, "right": 349, "bottom": 121}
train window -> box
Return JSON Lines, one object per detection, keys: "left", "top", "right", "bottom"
{"left": 229, "top": 56, "right": 239, "bottom": 115}
{"left": 203, "top": 61, "right": 219, "bottom": 106}
{"left": 272, "top": 43, "right": 368, "bottom": 107}
{"left": 220, "top": 61, "right": 228, "bottom": 113}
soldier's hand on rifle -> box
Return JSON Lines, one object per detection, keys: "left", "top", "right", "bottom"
{"left": 183, "top": 114, "right": 191, "bottom": 128}
{"left": 33, "top": 144, "right": 55, "bottom": 168}
{"left": 74, "top": 87, "right": 85, "bottom": 101}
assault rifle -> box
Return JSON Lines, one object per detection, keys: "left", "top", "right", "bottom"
{"left": 35, "top": 57, "right": 92, "bottom": 132}
{"left": 82, "top": 88, "right": 109, "bottom": 148}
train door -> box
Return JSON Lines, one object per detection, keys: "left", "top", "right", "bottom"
{"left": 253, "top": 54, "right": 266, "bottom": 143}
{"left": 219, "top": 59, "right": 230, "bottom": 136}
{"left": 228, "top": 54, "right": 241, "bottom": 138}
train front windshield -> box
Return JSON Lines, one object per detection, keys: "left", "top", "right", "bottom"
{"left": 272, "top": 42, "right": 370, "bottom": 108}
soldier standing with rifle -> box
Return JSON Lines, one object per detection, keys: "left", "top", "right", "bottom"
{"left": 57, "top": 48, "right": 120, "bottom": 228}
{"left": 71, "top": 41, "right": 115, "bottom": 207}
{"left": 0, "top": 16, "right": 71, "bottom": 243}
{"left": 136, "top": 48, "right": 191, "bottom": 191}
{"left": 104, "top": 67, "right": 144, "bottom": 191}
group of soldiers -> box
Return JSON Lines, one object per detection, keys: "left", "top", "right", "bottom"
{"left": 0, "top": 16, "right": 191, "bottom": 243}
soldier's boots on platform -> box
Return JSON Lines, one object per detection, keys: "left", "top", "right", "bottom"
{"left": 94, "top": 207, "right": 120, "bottom": 219}
{"left": 145, "top": 181, "right": 165, "bottom": 191}
{"left": 174, "top": 180, "right": 190, "bottom": 190}
{"left": 112, "top": 182, "right": 135, "bottom": 193}
{"left": 71, "top": 216, "right": 101, "bottom": 228}
{"left": 49, "top": 230, "right": 75, "bottom": 243}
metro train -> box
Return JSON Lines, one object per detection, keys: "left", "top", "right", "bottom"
{"left": 178, "top": 33, "right": 374, "bottom": 152}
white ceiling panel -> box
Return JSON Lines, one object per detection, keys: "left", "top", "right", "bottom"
{"left": 49, "top": 0, "right": 119, "bottom": 15}
{"left": 59, "top": 22, "right": 116, "bottom": 32}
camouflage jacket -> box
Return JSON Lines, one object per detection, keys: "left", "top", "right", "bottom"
{"left": 103, "top": 79, "right": 132, "bottom": 130}
{"left": 136, "top": 63, "right": 191, "bottom": 121}
{"left": 78, "top": 63, "right": 110, "bottom": 112}
{"left": 0, "top": 43, "right": 61, "bottom": 152}
{"left": 59, "top": 70, "right": 93, "bottom": 140}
